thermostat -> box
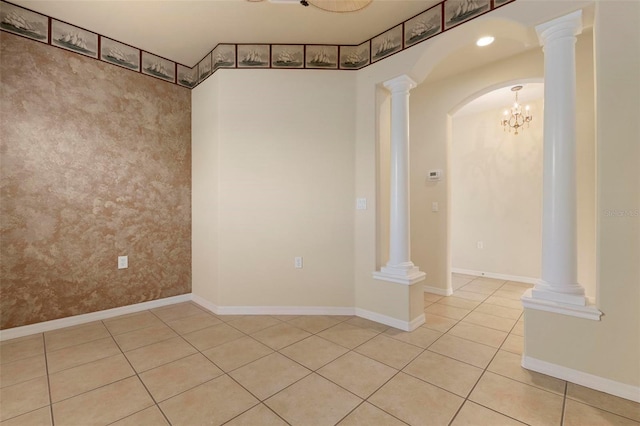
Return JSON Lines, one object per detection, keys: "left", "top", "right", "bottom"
{"left": 428, "top": 169, "right": 443, "bottom": 181}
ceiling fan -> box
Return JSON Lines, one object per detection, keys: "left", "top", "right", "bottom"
{"left": 248, "top": 0, "right": 373, "bottom": 13}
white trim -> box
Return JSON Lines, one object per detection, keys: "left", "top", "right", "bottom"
{"left": 0, "top": 294, "right": 191, "bottom": 341}
{"left": 373, "top": 270, "right": 427, "bottom": 286}
{"left": 521, "top": 289, "right": 602, "bottom": 321}
{"left": 355, "top": 308, "right": 423, "bottom": 331}
{"left": 423, "top": 285, "right": 453, "bottom": 296}
{"left": 452, "top": 267, "right": 539, "bottom": 285}
{"left": 190, "top": 295, "right": 355, "bottom": 317}
{"left": 522, "top": 355, "right": 640, "bottom": 403}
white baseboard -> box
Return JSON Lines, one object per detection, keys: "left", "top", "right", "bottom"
{"left": 423, "top": 285, "right": 453, "bottom": 296}
{"left": 191, "top": 295, "right": 417, "bottom": 331}
{"left": 355, "top": 308, "right": 424, "bottom": 331}
{"left": 522, "top": 355, "right": 640, "bottom": 403}
{"left": 452, "top": 267, "right": 538, "bottom": 285}
{"left": 191, "top": 295, "right": 355, "bottom": 317}
{"left": 0, "top": 294, "right": 191, "bottom": 341}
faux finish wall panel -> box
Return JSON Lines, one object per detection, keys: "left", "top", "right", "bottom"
{"left": 0, "top": 33, "right": 191, "bottom": 329}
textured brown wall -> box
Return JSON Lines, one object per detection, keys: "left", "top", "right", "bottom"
{"left": 0, "top": 33, "right": 192, "bottom": 329}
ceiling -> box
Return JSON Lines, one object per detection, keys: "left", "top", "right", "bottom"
{"left": 12, "top": 0, "right": 436, "bottom": 66}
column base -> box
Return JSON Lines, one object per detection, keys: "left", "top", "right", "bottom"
{"left": 522, "top": 289, "right": 602, "bottom": 321}
{"left": 373, "top": 264, "right": 426, "bottom": 286}
{"left": 531, "top": 281, "right": 586, "bottom": 306}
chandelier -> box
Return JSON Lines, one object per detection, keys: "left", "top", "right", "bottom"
{"left": 501, "top": 86, "right": 533, "bottom": 135}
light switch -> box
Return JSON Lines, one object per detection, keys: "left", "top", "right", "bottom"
{"left": 118, "top": 256, "right": 128, "bottom": 269}
{"left": 356, "top": 198, "right": 367, "bottom": 210}
{"left": 431, "top": 202, "right": 439, "bottom": 212}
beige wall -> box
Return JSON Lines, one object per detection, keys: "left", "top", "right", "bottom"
{"left": 0, "top": 33, "right": 192, "bottom": 329}
{"left": 525, "top": 0, "right": 640, "bottom": 389}
{"left": 451, "top": 99, "right": 544, "bottom": 280}
{"left": 192, "top": 70, "right": 357, "bottom": 308}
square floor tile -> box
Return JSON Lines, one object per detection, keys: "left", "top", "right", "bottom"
{"left": 344, "top": 317, "right": 389, "bottom": 333}
{"left": 501, "top": 333, "right": 524, "bottom": 355}
{"left": 487, "top": 350, "right": 566, "bottom": 395}
{"left": 0, "top": 376, "right": 50, "bottom": 422}
{"left": 162, "top": 311, "right": 223, "bottom": 335}
{"left": 113, "top": 322, "right": 178, "bottom": 352}
{"left": 492, "top": 289, "right": 526, "bottom": 300}
{"left": 110, "top": 406, "right": 169, "bottom": 426}
{"left": 287, "top": 316, "right": 342, "bottom": 334}
{"left": 124, "top": 336, "right": 197, "bottom": 373}
{"left": 368, "top": 372, "right": 463, "bottom": 425}
{"left": 202, "top": 336, "right": 273, "bottom": 372}
{"left": 46, "top": 337, "right": 120, "bottom": 373}
{"left": 354, "top": 334, "right": 422, "bottom": 369}
{"left": 423, "top": 313, "right": 458, "bottom": 333}
{"left": 103, "top": 311, "right": 164, "bottom": 336}
{"left": 453, "top": 290, "right": 491, "bottom": 300}
{"left": 424, "top": 292, "right": 443, "bottom": 303}
{"left": 0, "top": 355, "right": 46, "bottom": 388}
{"left": 0, "top": 335, "right": 44, "bottom": 364}
{"left": 438, "top": 296, "right": 482, "bottom": 310}
{"left": 0, "top": 406, "right": 52, "bottom": 426}
{"left": 474, "top": 303, "right": 522, "bottom": 320}
{"left": 151, "top": 303, "right": 205, "bottom": 322}
{"left": 318, "top": 351, "right": 397, "bottom": 398}
{"left": 52, "top": 377, "right": 153, "bottom": 425}
{"left": 182, "top": 323, "right": 245, "bottom": 352}
{"left": 424, "top": 303, "right": 472, "bottom": 320}
{"left": 265, "top": 373, "right": 362, "bottom": 426}
{"left": 338, "top": 402, "right": 406, "bottom": 426}
{"left": 469, "top": 371, "right": 564, "bottom": 426}
{"left": 140, "top": 353, "right": 223, "bottom": 402}
{"left": 562, "top": 398, "right": 639, "bottom": 426}
{"left": 49, "top": 353, "right": 135, "bottom": 403}
{"left": 462, "top": 311, "right": 517, "bottom": 332}
{"left": 230, "top": 353, "right": 310, "bottom": 400}
{"left": 159, "top": 375, "right": 258, "bottom": 426}
{"left": 448, "top": 322, "right": 508, "bottom": 348}
{"left": 224, "top": 404, "right": 288, "bottom": 426}
{"left": 317, "top": 323, "right": 378, "bottom": 349}
{"left": 403, "top": 350, "right": 483, "bottom": 397}
{"left": 226, "top": 316, "right": 281, "bottom": 334}
{"left": 484, "top": 295, "right": 524, "bottom": 310}
{"left": 428, "top": 334, "right": 497, "bottom": 369}
{"left": 251, "top": 323, "right": 311, "bottom": 350}
{"left": 566, "top": 383, "right": 640, "bottom": 422}
{"left": 44, "top": 322, "right": 110, "bottom": 352}
{"left": 511, "top": 320, "right": 524, "bottom": 337}
{"left": 451, "top": 401, "right": 526, "bottom": 425}
{"left": 383, "top": 326, "right": 442, "bottom": 349}
{"left": 279, "top": 336, "right": 348, "bottom": 370}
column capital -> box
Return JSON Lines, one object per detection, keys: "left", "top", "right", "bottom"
{"left": 535, "top": 10, "right": 582, "bottom": 46}
{"left": 383, "top": 75, "right": 417, "bottom": 94}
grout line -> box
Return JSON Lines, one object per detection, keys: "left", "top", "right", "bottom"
{"left": 42, "top": 333, "right": 55, "bottom": 426}
{"left": 560, "top": 381, "right": 569, "bottom": 425}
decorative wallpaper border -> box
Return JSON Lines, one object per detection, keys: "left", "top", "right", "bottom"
{"left": 0, "top": 0, "right": 515, "bottom": 89}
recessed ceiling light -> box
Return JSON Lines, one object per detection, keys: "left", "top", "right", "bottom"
{"left": 476, "top": 36, "right": 495, "bottom": 47}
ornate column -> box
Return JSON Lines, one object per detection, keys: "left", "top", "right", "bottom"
{"left": 523, "top": 10, "right": 598, "bottom": 318}
{"left": 373, "top": 75, "right": 426, "bottom": 285}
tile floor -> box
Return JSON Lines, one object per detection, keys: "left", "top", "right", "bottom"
{"left": 1, "top": 274, "right": 639, "bottom": 425}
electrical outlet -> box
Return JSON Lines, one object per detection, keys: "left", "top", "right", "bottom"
{"left": 431, "top": 202, "right": 439, "bottom": 212}
{"left": 294, "top": 257, "right": 303, "bottom": 269}
{"left": 118, "top": 256, "right": 128, "bottom": 269}
{"left": 477, "top": 241, "right": 484, "bottom": 249}
{"left": 356, "top": 198, "right": 367, "bottom": 210}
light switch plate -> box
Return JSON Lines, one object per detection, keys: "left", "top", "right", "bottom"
{"left": 356, "top": 198, "right": 367, "bottom": 210}
{"left": 118, "top": 256, "right": 128, "bottom": 269}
